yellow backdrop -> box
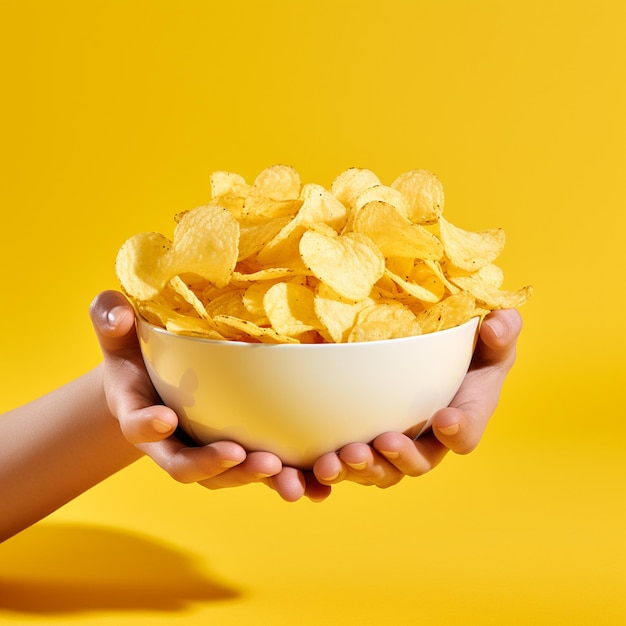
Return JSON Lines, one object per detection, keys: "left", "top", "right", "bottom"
{"left": 1, "top": 1, "right": 624, "bottom": 624}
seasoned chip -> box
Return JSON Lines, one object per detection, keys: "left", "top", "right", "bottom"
{"left": 116, "top": 231, "right": 173, "bottom": 300}
{"left": 448, "top": 264, "right": 533, "bottom": 309}
{"left": 348, "top": 302, "right": 422, "bottom": 343}
{"left": 414, "top": 292, "right": 477, "bottom": 334}
{"left": 391, "top": 169, "right": 444, "bottom": 224}
{"left": 314, "top": 283, "right": 376, "bottom": 343}
{"left": 300, "top": 230, "right": 385, "bottom": 301}
{"left": 117, "top": 164, "right": 531, "bottom": 343}
{"left": 439, "top": 216, "right": 505, "bottom": 271}
{"left": 331, "top": 167, "right": 381, "bottom": 211}
{"left": 353, "top": 200, "right": 443, "bottom": 260}
{"left": 263, "top": 282, "right": 322, "bottom": 337}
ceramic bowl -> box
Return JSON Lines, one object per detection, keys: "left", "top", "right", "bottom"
{"left": 137, "top": 316, "right": 480, "bottom": 468}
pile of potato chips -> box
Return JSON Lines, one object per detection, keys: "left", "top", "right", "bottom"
{"left": 116, "top": 165, "right": 531, "bottom": 344}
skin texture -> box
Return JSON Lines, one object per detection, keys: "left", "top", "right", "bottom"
{"left": 312, "top": 308, "right": 523, "bottom": 487}
{"left": 0, "top": 291, "right": 521, "bottom": 542}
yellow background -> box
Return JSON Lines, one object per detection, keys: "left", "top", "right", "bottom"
{"left": 1, "top": 1, "right": 624, "bottom": 624}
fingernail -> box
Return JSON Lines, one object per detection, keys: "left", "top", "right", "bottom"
{"left": 107, "top": 305, "right": 126, "bottom": 327}
{"left": 321, "top": 471, "right": 340, "bottom": 481}
{"left": 438, "top": 423, "right": 460, "bottom": 436}
{"left": 219, "top": 459, "right": 242, "bottom": 469}
{"left": 486, "top": 318, "right": 504, "bottom": 339}
{"left": 345, "top": 461, "right": 367, "bottom": 471}
{"left": 254, "top": 471, "right": 275, "bottom": 479}
{"left": 152, "top": 419, "right": 174, "bottom": 434}
{"left": 379, "top": 450, "right": 399, "bottom": 459}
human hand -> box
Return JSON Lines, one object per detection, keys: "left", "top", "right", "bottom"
{"left": 90, "top": 290, "right": 330, "bottom": 501}
{"left": 312, "top": 309, "right": 524, "bottom": 488}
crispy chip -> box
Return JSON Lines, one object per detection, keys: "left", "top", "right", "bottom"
{"left": 314, "top": 282, "right": 376, "bottom": 343}
{"left": 117, "top": 165, "right": 531, "bottom": 343}
{"left": 300, "top": 230, "right": 385, "bottom": 301}
{"left": 448, "top": 264, "right": 533, "bottom": 309}
{"left": 414, "top": 292, "right": 477, "bottom": 334}
{"left": 116, "top": 232, "right": 173, "bottom": 300}
{"left": 331, "top": 168, "right": 381, "bottom": 211}
{"left": 391, "top": 169, "right": 444, "bottom": 224}
{"left": 263, "top": 282, "right": 322, "bottom": 337}
{"left": 439, "top": 216, "right": 505, "bottom": 271}
{"left": 353, "top": 200, "right": 444, "bottom": 260}
{"left": 213, "top": 315, "right": 300, "bottom": 344}
{"left": 348, "top": 302, "right": 422, "bottom": 343}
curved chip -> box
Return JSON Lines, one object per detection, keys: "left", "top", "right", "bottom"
{"left": 391, "top": 169, "right": 444, "bottom": 224}
{"left": 300, "top": 230, "right": 385, "bottom": 301}
{"left": 439, "top": 216, "right": 505, "bottom": 271}
{"left": 353, "top": 200, "right": 443, "bottom": 260}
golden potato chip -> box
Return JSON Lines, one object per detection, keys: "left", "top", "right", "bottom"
{"left": 117, "top": 164, "right": 531, "bottom": 343}
{"left": 439, "top": 216, "right": 505, "bottom": 271}
{"left": 448, "top": 264, "right": 533, "bottom": 309}
{"left": 255, "top": 184, "right": 347, "bottom": 269}
{"left": 237, "top": 216, "right": 292, "bottom": 261}
{"left": 210, "top": 171, "right": 249, "bottom": 200}
{"left": 171, "top": 205, "right": 239, "bottom": 288}
{"left": 384, "top": 268, "right": 441, "bottom": 303}
{"left": 348, "top": 302, "right": 422, "bottom": 343}
{"left": 331, "top": 168, "right": 381, "bottom": 210}
{"left": 169, "top": 275, "right": 211, "bottom": 321}
{"left": 353, "top": 200, "right": 443, "bottom": 260}
{"left": 355, "top": 184, "right": 409, "bottom": 217}
{"left": 391, "top": 169, "right": 444, "bottom": 224}
{"left": 116, "top": 231, "right": 173, "bottom": 300}
{"left": 414, "top": 292, "right": 477, "bottom": 334}
{"left": 300, "top": 230, "right": 385, "bottom": 301}
{"left": 165, "top": 317, "right": 225, "bottom": 340}
{"left": 213, "top": 315, "right": 300, "bottom": 344}
{"left": 314, "top": 282, "right": 376, "bottom": 343}
{"left": 263, "top": 282, "right": 322, "bottom": 337}
{"left": 253, "top": 164, "right": 301, "bottom": 200}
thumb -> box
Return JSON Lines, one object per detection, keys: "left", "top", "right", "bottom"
{"left": 89, "top": 290, "right": 139, "bottom": 357}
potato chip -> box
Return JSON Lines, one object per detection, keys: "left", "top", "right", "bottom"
{"left": 384, "top": 268, "right": 441, "bottom": 303}
{"left": 263, "top": 282, "right": 322, "bottom": 337}
{"left": 439, "top": 216, "right": 505, "bottom": 271}
{"left": 448, "top": 264, "right": 533, "bottom": 309}
{"left": 391, "top": 169, "right": 444, "bottom": 224}
{"left": 116, "top": 231, "right": 173, "bottom": 300}
{"left": 169, "top": 275, "right": 212, "bottom": 321}
{"left": 348, "top": 302, "right": 422, "bottom": 343}
{"left": 253, "top": 164, "right": 301, "bottom": 200}
{"left": 355, "top": 184, "right": 409, "bottom": 217}
{"left": 210, "top": 171, "right": 249, "bottom": 200}
{"left": 314, "top": 282, "right": 376, "bottom": 343}
{"left": 117, "top": 164, "right": 531, "bottom": 343}
{"left": 414, "top": 292, "right": 477, "bottom": 334}
{"left": 213, "top": 315, "right": 300, "bottom": 344}
{"left": 353, "top": 200, "right": 443, "bottom": 260}
{"left": 331, "top": 168, "right": 381, "bottom": 211}
{"left": 300, "top": 230, "right": 385, "bottom": 301}
{"left": 171, "top": 205, "right": 239, "bottom": 288}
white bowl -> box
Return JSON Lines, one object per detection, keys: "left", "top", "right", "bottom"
{"left": 137, "top": 317, "right": 480, "bottom": 469}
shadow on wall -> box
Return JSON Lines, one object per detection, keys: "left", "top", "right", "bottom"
{"left": 0, "top": 522, "right": 241, "bottom": 615}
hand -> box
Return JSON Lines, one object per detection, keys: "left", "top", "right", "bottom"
{"left": 89, "top": 290, "right": 328, "bottom": 500}
{"left": 312, "top": 309, "right": 524, "bottom": 488}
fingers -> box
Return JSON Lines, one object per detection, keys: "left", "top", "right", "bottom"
{"left": 473, "top": 308, "right": 523, "bottom": 369}
{"left": 431, "top": 308, "right": 524, "bottom": 454}
{"left": 138, "top": 439, "right": 251, "bottom": 484}
{"left": 313, "top": 436, "right": 445, "bottom": 488}
{"left": 117, "top": 405, "right": 179, "bottom": 444}
{"left": 89, "top": 290, "right": 138, "bottom": 353}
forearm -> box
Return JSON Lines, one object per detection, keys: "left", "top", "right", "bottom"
{"left": 0, "top": 365, "right": 143, "bottom": 542}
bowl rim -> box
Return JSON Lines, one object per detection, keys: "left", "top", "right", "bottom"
{"left": 136, "top": 313, "right": 482, "bottom": 349}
